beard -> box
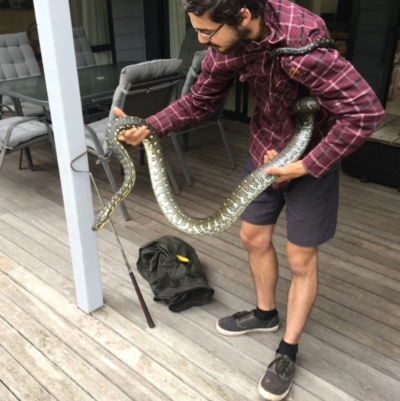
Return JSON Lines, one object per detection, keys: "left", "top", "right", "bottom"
{"left": 208, "top": 26, "right": 252, "bottom": 55}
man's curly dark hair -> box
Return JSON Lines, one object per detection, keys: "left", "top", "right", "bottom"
{"left": 181, "top": 0, "right": 266, "bottom": 26}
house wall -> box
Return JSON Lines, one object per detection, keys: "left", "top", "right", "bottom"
{"left": 111, "top": 0, "right": 146, "bottom": 62}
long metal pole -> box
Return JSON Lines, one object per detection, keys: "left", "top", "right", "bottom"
{"left": 88, "top": 172, "right": 155, "bottom": 328}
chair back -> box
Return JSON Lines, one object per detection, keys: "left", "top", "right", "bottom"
{"left": 177, "top": 27, "right": 207, "bottom": 72}
{"left": 0, "top": 32, "right": 41, "bottom": 81}
{"left": 181, "top": 50, "right": 206, "bottom": 96}
{"left": 0, "top": 32, "right": 43, "bottom": 113}
{"left": 109, "top": 58, "right": 182, "bottom": 121}
{"left": 73, "top": 26, "right": 97, "bottom": 69}
{"left": 85, "top": 59, "right": 182, "bottom": 155}
{"left": 181, "top": 50, "right": 227, "bottom": 120}
{"left": 175, "top": 27, "right": 207, "bottom": 96}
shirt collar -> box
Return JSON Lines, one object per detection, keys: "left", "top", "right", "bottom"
{"left": 241, "top": 1, "right": 287, "bottom": 52}
{"left": 262, "top": 1, "right": 287, "bottom": 45}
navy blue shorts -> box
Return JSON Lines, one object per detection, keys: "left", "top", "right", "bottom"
{"left": 238, "top": 154, "right": 339, "bottom": 247}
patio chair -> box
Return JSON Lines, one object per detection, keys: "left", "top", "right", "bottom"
{"left": 73, "top": 26, "right": 97, "bottom": 69}
{"left": 0, "top": 105, "right": 54, "bottom": 173}
{"left": 168, "top": 50, "right": 235, "bottom": 186}
{"left": 175, "top": 27, "right": 207, "bottom": 96}
{"left": 0, "top": 32, "right": 44, "bottom": 117}
{"left": 84, "top": 58, "right": 183, "bottom": 222}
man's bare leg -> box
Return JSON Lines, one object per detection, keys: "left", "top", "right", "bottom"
{"left": 284, "top": 241, "right": 318, "bottom": 344}
{"left": 240, "top": 221, "right": 278, "bottom": 311}
{"left": 215, "top": 221, "right": 279, "bottom": 336}
{"left": 258, "top": 241, "right": 319, "bottom": 400}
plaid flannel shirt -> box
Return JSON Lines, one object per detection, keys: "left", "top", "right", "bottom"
{"left": 147, "top": 0, "right": 385, "bottom": 177}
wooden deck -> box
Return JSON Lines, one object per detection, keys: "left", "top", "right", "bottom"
{"left": 0, "top": 116, "right": 400, "bottom": 401}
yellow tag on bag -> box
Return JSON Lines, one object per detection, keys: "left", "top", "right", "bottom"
{"left": 176, "top": 254, "right": 190, "bottom": 263}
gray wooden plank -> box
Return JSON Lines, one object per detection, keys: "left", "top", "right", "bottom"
{"left": 201, "top": 291, "right": 400, "bottom": 401}
{"left": 0, "top": 271, "right": 173, "bottom": 401}
{"left": 0, "top": 252, "right": 19, "bottom": 274}
{"left": 94, "top": 305, "right": 256, "bottom": 401}
{"left": 0, "top": 344, "right": 55, "bottom": 401}
{"left": 0, "top": 317, "right": 96, "bottom": 401}
{"left": 1, "top": 164, "right": 398, "bottom": 336}
{"left": 4, "top": 267, "right": 212, "bottom": 401}
{"left": 0, "top": 209, "right": 282, "bottom": 400}
{"left": 2, "top": 166, "right": 396, "bottom": 360}
{"left": 97, "top": 267, "right": 358, "bottom": 401}
{"left": 0, "top": 381, "right": 20, "bottom": 401}
{"left": 0, "top": 291, "right": 142, "bottom": 401}
{"left": 0, "top": 223, "right": 325, "bottom": 401}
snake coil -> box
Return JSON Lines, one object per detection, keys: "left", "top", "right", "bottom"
{"left": 92, "top": 38, "right": 336, "bottom": 235}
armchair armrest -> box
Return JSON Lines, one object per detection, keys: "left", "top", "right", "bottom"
{"left": 84, "top": 124, "right": 110, "bottom": 157}
{"left": 0, "top": 103, "right": 17, "bottom": 118}
{"left": 0, "top": 117, "right": 42, "bottom": 150}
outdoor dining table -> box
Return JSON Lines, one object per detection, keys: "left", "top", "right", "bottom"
{"left": 0, "top": 61, "right": 137, "bottom": 116}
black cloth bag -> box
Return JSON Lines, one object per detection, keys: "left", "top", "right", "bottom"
{"left": 136, "top": 235, "right": 214, "bottom": 312}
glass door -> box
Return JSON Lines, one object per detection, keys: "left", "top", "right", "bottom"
{"left": 69, "top": 0, "right": 114, "bottom": 65}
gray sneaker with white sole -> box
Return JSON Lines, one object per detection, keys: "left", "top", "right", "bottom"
{"left": 216, "top": 310, "right": 279, "bottom": 336}
{"left": 258, "top": 353, "right": 296, "bottom": 400}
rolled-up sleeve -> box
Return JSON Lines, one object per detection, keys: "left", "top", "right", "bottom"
{"left": 281, "top": 48, "right": 385, "bottom": 177}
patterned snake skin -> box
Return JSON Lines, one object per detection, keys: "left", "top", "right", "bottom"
{"left": 92, "top": 39, "right": 336, "bottom": 234}
{"left": 269, "top": 37, "right": 337, "bottom": 57}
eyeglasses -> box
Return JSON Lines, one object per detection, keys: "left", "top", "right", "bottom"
{"left": 192, "top": 23, "right": 225, "bottom": 40}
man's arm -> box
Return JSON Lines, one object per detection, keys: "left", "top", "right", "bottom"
{"left": 118, "top": 50, "right": 235, "bottom": 146}
{"left": 147, "top": 50, "right": 235, "bottom": 136}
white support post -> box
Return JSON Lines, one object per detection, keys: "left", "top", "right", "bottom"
{"left": 33, "top": 0, "right": 103, "bottom": 313}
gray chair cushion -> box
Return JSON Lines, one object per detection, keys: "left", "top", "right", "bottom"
{"left": 0, "top": 117, "right": 48, "bottom": 148}
{"left": 175, "top": 28, "right": 207, "bottom": 97}
{"left": 108, "top": 58, "right": 182, "bottom": 121}
{"left": 0, "top": 32, "right": 41, "bottom": 81}
{"left": 87, "top": 58, "right": 182, "bottom": 155}
{"left": 0, "top": 32, "right": 43, "bottom": 116}
{"left": 73, "top": 26, "right": 97, "bottom": 69}
{"left": 9, "top": 102, "right": 45, "bottom": 117}
{"left": 1, "top": 96, "right": 45, "bottom": 117}
{"left": 84, "top": 117, "right": 109, "bottom": 154}
{"left": 181, "top": 50, "right": 206, "bottom": 96}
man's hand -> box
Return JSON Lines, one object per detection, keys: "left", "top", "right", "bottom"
{"left": 263, "top": 150, "right": 308, "bottom": 183}
{"left": 113, "top": 107, "right": 150, "bottom": 146}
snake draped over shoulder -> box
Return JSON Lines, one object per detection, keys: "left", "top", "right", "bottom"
{"left": 92, "top": 38, "right": 336, "bottom": 235}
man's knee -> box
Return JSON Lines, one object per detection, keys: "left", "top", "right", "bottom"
{"left": 286, "top": 241, "right": 318, "bottom": 276}
{"left": 240, "top": 222, "right": 274, "bottom": 252}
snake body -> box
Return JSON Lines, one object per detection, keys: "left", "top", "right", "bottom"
{"left": 269, "top": 37, "right": 337, "bottom": 57}
{"left": 92, "top": 39, "right": 336, "bottom": 234}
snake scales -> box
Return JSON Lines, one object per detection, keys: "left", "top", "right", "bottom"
{"left": 92, "top": 38, "right": 336, "bottom": 234}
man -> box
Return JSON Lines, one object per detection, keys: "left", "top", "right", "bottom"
{"left": 115, "top": 0, "right": 385, "bottom": 399}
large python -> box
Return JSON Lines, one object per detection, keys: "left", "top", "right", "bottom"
{"left": 92, "top": 38, "right": 336, "bottom": 235}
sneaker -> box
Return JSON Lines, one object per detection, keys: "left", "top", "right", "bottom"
{"left": 258, "top": 353, "right": 296, "bottom": 400}
{"left": 216, "top": 310, "right": 279, "bottom": 336}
